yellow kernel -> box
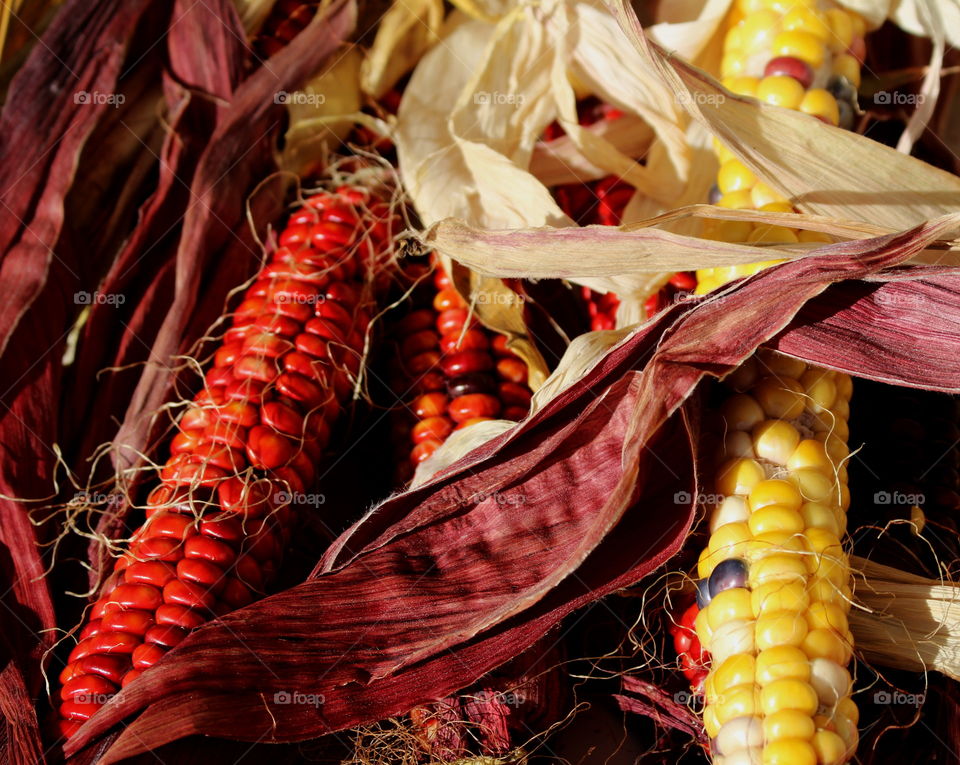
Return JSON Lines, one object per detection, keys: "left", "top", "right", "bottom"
{"left": 832, "top": 53, "right": 861, "bottom": 88}
{"left": 739, "top": 10, "right": 781, "bottom": 52}
{"left": 747, "top": 225, "right": 799, "bottom": 244}
{"left": 753, "top": 420, "right": 801, "bottom": 465}
{"left": 751, "top": 581, "right": 809, "bottom": 617}
{"left": 704, "top": 219, "right": 756, "bottom": 243}
{"left": 756, "top": 350, "right": 807, "bottom": 379}
{"left": 719, "top": 159, "right": 758, "bottom": 194}
{"left": 749, "top": 505, "right": 805, "bottom": 537}
{"left": 715, "top": 139, "right": 736, "bottom": 165}
{"left": 749, "top": 554, "right": 808, "bottom": 587}
{"left": 753, "top": 376, "right": 806, "bottom": 419}
{"left": 800, "top": 89, "right": 840, "bottom": 125}
{"left": 696, "top": 604, "right": 714, "bottom": 646}
{"left": 800, "top": 502, "right": 840, "bottom": 536}
{"left": 719, "top": 190, "right": 755, "bottom": 209}
{"left": 849, "top": 13, "right": 866, "bottom": 38}
{"left": 712, "top": 495, "right": 752, "bottom": 532}
{"left": 763, "top": 709, "right": 816, "bottom": 742}
{"left": 710, "top": 521, "right": 753, "bottom": 561}
{"left": 725, "top": 430, "right": 756, "bottom": 459}
{"left": 834, "top": 713, "right": 859, "bottom": 758}
{"left": 832, "top": 398, "right": 850, "bottom": 420}
{"left": 709, "top": 588, "right": 755, "bottom": 631}
{"left": 836, "top": 696, "right": 859, "bottom": 725}
{"left": 714, "top": 654, "right": 756, "bottom": 693}
{"left": 758, "top": 201, "right": 794, "bottom": 214}
{"left": 704, "top": 703, "right": 722, "bottom": 738}
{"left": 757, "top": 75, "right": 806, "bottom": 109}
{"left": 787, "top": 440, "right": 833, "bottom": 472}
{"left": 724, "top": 75, "right": 761, "bottom": 97}
{"left": 756, "top": 645, "right": 810, "bottom": 686}
{"left": 788, "top": 468, "right": 836, "bottom": 504}
{"left": 805, "top": 528, "right": 843, "bottom": 556}
{"left": 807, "top": 602, "right": 849, "bottom": 634}
{"left": 797, "top": 229, "right": 834, "bottom": 243}
{"left": 756, "top": 611, "right": 809, "bottom": 650}
{"left": 746, "top": 531, "right": 807, "bottom": 562}
{"left": 716, "top": 684, "right": 761, "bottom": 725}
{"left": 761, "top": 739, "right": 816, "bottom": 765}
{"left": 722, "top": 53, "right": 749, "bottom": 78}
{"left": 711, "top": 619, "right": 757, "bottom": 664}
{"left": 807, "top": 555, "right": 848, "bottom": 586}
{"left": 806, "top": 578, "right": 848, "bottom": 607}
{"left": 825, "top": 9, "right": 855, "bottom": 52}
{"left": 725, "top": 24, "right": 745, "bottom": 52}
{"left": 801, "top": 628, "right": 851, "bottom": 665}
{"left": 760, "top": 679, "right": 819, "bottom": 716}
{"left": 812, "top": 729, "right": 847, "bottom": 764}
{"left": 717, "top": 458, "right": 767, "bottom": 497}
{"left": 749, "top": 480, "right": 803, "bottom": 512}
{"left": 772, "top": 30, "right": 825, "bottom": 68}
{"left": 699, "top": 545, "right": 717, "bottom": 579}
{"left": 800, "top": 369, "right": 837, "bottom": 412}
{"left": 726, "top": 358, "right": 759, "bottom": 391}
{"left": 722, "top": 394, "right": 766, "bottom": 430}
{"left": 783, "top": 7, "right": 830, "bottom": 41}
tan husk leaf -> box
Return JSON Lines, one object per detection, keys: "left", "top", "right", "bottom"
{"left": 608, "top": 0, "right": 960, "bottom": 231}
{"left": 278, "top": 45, "right": 363, "bottom": 174}
{"left": 360, "top": 0, "right": 443, "bottom": 98}
{"left": 851, "top": 556, "right": 960, "bottom": 680}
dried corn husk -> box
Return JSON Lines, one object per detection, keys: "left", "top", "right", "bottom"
{"left": 360, "top": 0, "right": 443, "bottom": 97}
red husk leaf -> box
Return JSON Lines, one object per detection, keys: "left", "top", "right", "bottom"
{"left": 614, "top": 675, "right": 707, "bottom": 746}
{"left": 64, "top": 208, "right": 960, "bottom": 759}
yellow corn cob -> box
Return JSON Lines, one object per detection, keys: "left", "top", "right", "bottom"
{"left": 693, "top": 2, "right": 866, "bottom": 763}
{"left": 697, "top": 0, "right": 864, "bottom": 294}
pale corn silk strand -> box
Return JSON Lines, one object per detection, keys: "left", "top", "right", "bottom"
{"left": 691, "top": 2, "right": 865, "bottom": 764}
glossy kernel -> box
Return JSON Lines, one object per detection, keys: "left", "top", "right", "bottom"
{"left": 717, "top": 458, "right": 766, "bottom": 497}
{"left": 763, "top": 709, "right": 815, "bottom": 742}
{"left": 772, "top": 30, "right": 825, "bottom": 68}
{"left": 756, "top": 611, "right": 809, "bottom": 650}
{"left": 761, "top": 739, "right": 816, "bottom": 765}
{"left": 757, "top": 75, "right": 806, "bottom": 109}
{"left": 748, "top": 505, "right": 805, "bottom": 536}
{"left": 749, "top": 480, "right": 803, "bottom": 512}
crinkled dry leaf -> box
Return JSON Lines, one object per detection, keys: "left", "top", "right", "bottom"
{"left": 360, "top": 0, "right": 443, "bottom": 98}
{"left": 412, "top": 419, "right": 515, "bottom": 486}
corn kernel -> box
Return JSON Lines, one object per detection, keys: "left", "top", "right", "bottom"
{"left": 756, "top": 645, "right": 810, "bottom": 686}
{"left": 749, "top": 554, "right": 808, "bottom": 586}
{"left": 753, "top": 376, "right": 806, "bottom": 419}
{"left": 832, "top": 398, "right": 850, "bottom": 420}
{"left": 709, "top": 587, "right": 755, "bottom": 630}
{"left": 758, "top": 202, "right": 794, "bottom": 215}
{"left": 825, "top": 9, "right": 855, "bottom": 52}
{"left": 836, "top": 696, "right": 859, "bottom": 725}
{"left": 763, "top": 709, "right": 815, "bottom": 742}
{"left": 711, "top": 618, "right": 757, "bottom": 664}
{"left": 746, "top": 531, "right": 807, "bottom": 562}
{"left": 797, "top": 229, "right": 834, "bottom": 243}
{"left": 719, "top": 159, "right": 758, "bottom": 194}
{"left": 761, "top": 739, "right": 816, "bottom": 765}
{"left": 809, "top": 658, "right": 852, "bottom": 705}
{"left": 726, "top": 358, "right": 759, "bottom": 390}
{"left": 800, "top": 89, "right": 840, "bottom": 125}
{"left": 715, "top": 139, "right": 736, "bottom": 165}
{"left": 807, "top": 555, "right": 848, "bottom": 586}
{"left": 783, "top": 8, "right": 830, "bottom": 41}
{"left": 722, "top": 394, "right": 766, "bottom": 430}
{"left": 722, "top": 53, "right": 749, "bottom": 78}
{"left": 717, "top": 716, "right": 763, "bottom": 756}
{"left": 749, "top": 505, "right": 805, "bottom": 536}
{"left": 805, "top": 528, "right": 843, "bottom": 556}
{"left": 705, "top": 220, "right": 756, "bottom": 243}
{"left": 756, "top": 611, "right": 809, "bottom": 650}
{"left": 787, "top": 440, "right": 833, "bottom": 473}
{"left": 760, "top": 679, "right": 819, "bottom": 716}
{"left": 747, "top": 225, "right": 799, "bottom": 244}
{"left": 739, "top": 10, "right": 781, "bottom": 52}
{"left": 772, "top": 30, "right": 825, "bottom": 68}
{"left": 712, "top": 495, "right": 752, "bottom": 532}
{"left": 714, "top": 654, "right": 757, "bottom": 693}
{"left": 800, "top": 502, "right": 840, "bottom": 536}
{"left": 756, "top": 351, "right": 807, "bottom": 379}
{"left": 749, "top": 480, "right": 803, "bottom": 511}
{"left": 849, "top": 13, "right": 866, "bottom": 38}
{"left": 806, "top": 602, "right": 849, "bottom": 634}
{"left": 751, "top": 581, "right": 808, "bottom": 617}
{"left": 705, "top": 703, "right": 722, "bottom": 738}
{"left": 719, "top": 190, "right": 755, "bottom": 209}
{"left": 832, "top": 53, "right": 861, "bottom": 88}
{"left": 725, "top": 430, "right": 756, "bottom": 459}
{"left": 724, "top": 75, "right": 761, "bottom": 97}
{"left": 788, "top": 468, "right": 836, "bottom": 504}
{"left": 696, "top": 603, "right": 714, "bottom": 646}
{"left": 752, "top": 420, "right": 801, "bottom": 464}
{"left": 801, "top": 628, "right": 851, "bottom": 665}
{"left": 800, "top": 369, "right": 837, "bottom": 412}
{"left": 725, "top": 24, "right": 745, "bottom": 52}
{"left": 806, "top": 578, "right": 847, "bottom": 607}
{"left": 757, "top": 75, "right": 806, "bottom": 109}
{"left": 699, "top": 545, "right": 717, "bottom": 579}
{"left": 717, "top": 684, "right": 762, "bottom": 725}
{"left": 812, "top": 729, "right": 847, "bottom": 764}
{"left": 717, "top": 459, "right": 767, "bottom": 497}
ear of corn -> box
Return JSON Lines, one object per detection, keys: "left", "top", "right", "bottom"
{"left": 57, "top": 187, "right": 396, "bottom": 737}
{"left": 390, "top": 261, "right": 533, "bottom": 485}
{"left": 692, "top": 3, "right": 865, "bottom": 763}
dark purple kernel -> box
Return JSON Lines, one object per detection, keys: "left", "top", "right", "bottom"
{"left": 708, "top": 558, "right": 748, "bottom": 598}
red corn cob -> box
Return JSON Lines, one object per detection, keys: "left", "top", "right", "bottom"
{"left": 389, "top": 263, "right": 533, "bottom": 485}
{"left": 253, "top": 0, "right": 321, "bottom": 58}
{"left": 57, "top": 186, "right": 397, "bottom": 737}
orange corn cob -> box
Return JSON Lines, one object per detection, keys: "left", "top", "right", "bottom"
{"left": 57, "top": 187, "right": 396, "bottom": 737}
